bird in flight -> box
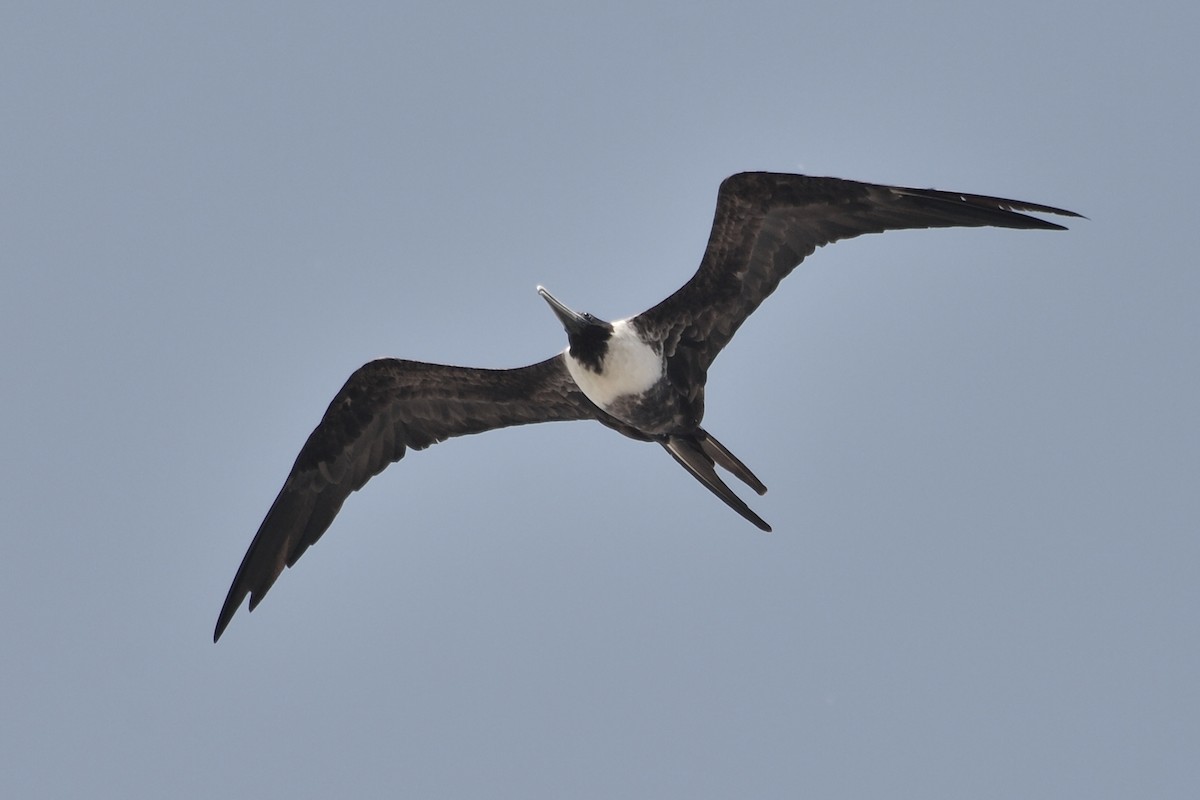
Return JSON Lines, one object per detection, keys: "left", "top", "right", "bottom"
{"left": 214, "top": 171, "right": 1079, "bottom": 641}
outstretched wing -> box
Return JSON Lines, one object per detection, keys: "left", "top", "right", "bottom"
{"left": 215, "top": 355, "right": 596, "bottom": 641}
{"left": 636, "top": 172, "right": 1081, "bottom": 368}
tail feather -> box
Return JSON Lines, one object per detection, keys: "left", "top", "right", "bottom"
{"left": 662, "top": 432, "right": 771, "bottom": 532}
{"left": 699, "top": 430, "right": 767, "bottom": 495}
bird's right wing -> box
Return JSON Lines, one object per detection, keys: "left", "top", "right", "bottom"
{"left": 214, "top": 355, "right": 596, "bottom": 641}
{"left": 636, "top": 172, "right": 1081, "bottom": 370}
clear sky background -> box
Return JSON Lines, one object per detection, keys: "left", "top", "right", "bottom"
{"left": 3, "top": 2, "right": 1197, "bottom": 798}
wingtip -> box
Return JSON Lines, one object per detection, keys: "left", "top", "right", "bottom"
{"left": 213, "top": 608, "right": 234, "bottom": 643}
{"left": 213, "top": 589, "right": 249, "bottom": 643}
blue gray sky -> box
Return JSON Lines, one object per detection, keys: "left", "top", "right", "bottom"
{"left": 3, "top": 2, "right": 1197, "bottom": 798}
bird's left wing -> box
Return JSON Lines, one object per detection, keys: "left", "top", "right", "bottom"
{"left": 214, "top": 355, "right": 595, "bottom": 641}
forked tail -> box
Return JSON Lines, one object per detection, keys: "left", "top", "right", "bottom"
{"left": 661, "top": 428, "right": 771, "bottom": 532}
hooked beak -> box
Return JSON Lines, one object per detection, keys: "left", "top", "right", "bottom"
{"left": 537, "top": 286, "right": 589, "bottom": 336}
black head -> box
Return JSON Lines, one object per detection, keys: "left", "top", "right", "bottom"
{"left": 537, "top": 286, "right": 613, "bottom": 372}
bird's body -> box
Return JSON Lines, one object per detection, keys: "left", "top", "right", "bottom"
{"left": 215, "top": 171, "right": 1080, "bottom": 641}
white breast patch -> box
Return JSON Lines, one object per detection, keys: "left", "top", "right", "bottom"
{"left": 564, "top": 320, "right": 663, "bottom": 410}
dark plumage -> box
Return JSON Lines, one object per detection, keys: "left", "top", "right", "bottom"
{"left": 215, "top": 172, "right": 1079, "bottom": 641}
{"left": 636, "top": 173, "right": 1079, "bottom": 371}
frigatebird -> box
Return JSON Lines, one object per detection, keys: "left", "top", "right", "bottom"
{"left": 214, "top": 171, "right": 1079, "bottom": 641}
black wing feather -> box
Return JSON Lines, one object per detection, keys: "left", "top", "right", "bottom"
{"left": 214, "top": 355, "right": 597, "bottom": 641}
{"left": 636, "top": 172, "right": 1080, "bottom": 368}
